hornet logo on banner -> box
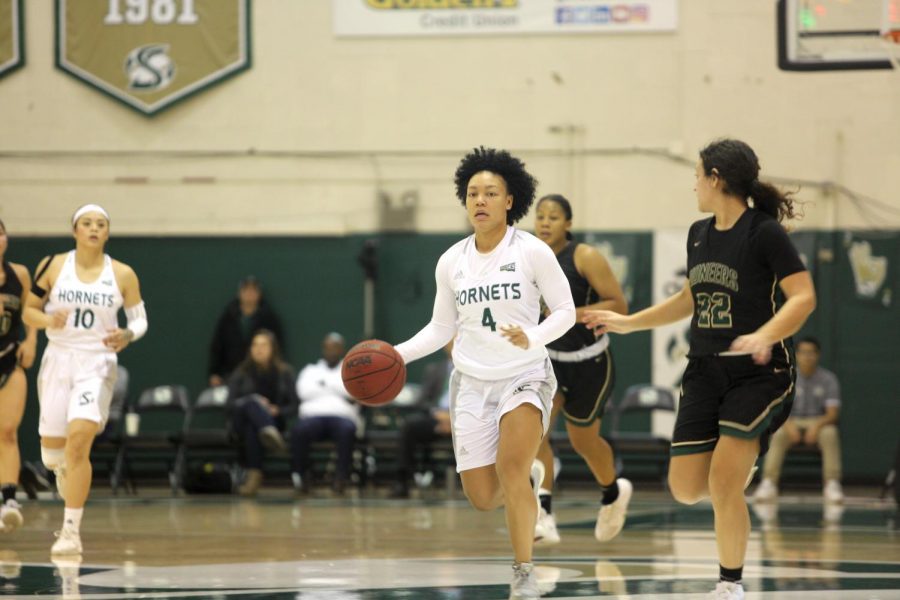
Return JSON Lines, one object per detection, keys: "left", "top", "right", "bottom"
{"left": 125, "top": 44, "right": 175, "bottom": 91}
{"left": 55, "top": 0, "right": 251, "bottom": 116}
{"left": 0, "top": 0, "right": 24, "bottom": 80}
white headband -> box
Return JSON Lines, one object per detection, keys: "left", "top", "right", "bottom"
{"left": 72, "top": 204, "right": 110, "bottom": 225}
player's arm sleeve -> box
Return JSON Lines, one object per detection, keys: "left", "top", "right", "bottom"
{"left": 758, "top": 220, "right": 807, "bottom": 279}
{"left": 125, "top": 301, "right": 148, "bottom": 341}
{"left": 522, "top": 242, "right": 576, "bottom": 348}
{"left": 395, "top": 254, "right": 457, "bottom": 365}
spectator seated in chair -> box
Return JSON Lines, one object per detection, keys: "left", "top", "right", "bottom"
{"left": 755, "top": 336, "right": 843, "bottom": 503}
{"left": 391, "top": 343, "right": 453, "bottom": 499}
{"left": 290, "top": 333, "right": 359, "bottom": 497}
{"left": 228, "top": 330, "right": 297, "bottom": 496}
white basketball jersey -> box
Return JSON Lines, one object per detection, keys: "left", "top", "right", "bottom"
{"left": 447, "top": 227, "right": 554, "bottom": 380}
{"left": 45, "top": 252, "right": 123, "bottom": 352}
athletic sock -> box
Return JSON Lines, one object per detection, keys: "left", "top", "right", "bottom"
{"left": 63, "top": 507, "right": 83, "bottom": 532}
{"left": 600, "top": 479, "right": 620, "bottom": 505}
{"left": 1, "top": 484, "right": 16, "bottom": 504}
{"left": 539, "top": 491, "right": 552, "bottom": 514}
{"left": 719, "top": 564, "right": 743, "bottom": 584}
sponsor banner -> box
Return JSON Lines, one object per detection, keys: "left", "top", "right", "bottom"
{"left": 0, "top": 0, "right": 24, "bottom": 79}
{"left": 334, "top": 0, "right": 678, "bottom": 37}
{"left": 652, "top": 228, "right": 689, "bottom": 391}
{"left": 55, "top": 0, "right": 251, "bottom": 116}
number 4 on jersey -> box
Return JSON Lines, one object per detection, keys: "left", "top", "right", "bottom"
{"left": 481, "top": 307, "right": 497, "bottom": 332}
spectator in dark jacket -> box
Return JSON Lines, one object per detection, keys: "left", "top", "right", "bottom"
{"left": 228, "top": 329, "right": 298, "bottom": 496}
{"left": 208, "top": 276, "right": 284, "bottom": 387}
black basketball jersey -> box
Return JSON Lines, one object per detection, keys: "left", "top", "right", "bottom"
{"left": 0, "top": 261, "right": 24, "bottom": 349}
{"left": 686, "top": 209, "right": 806, "bottom": 358}
{"left": 547, "top": 242, "right": 605, "bottom": 352}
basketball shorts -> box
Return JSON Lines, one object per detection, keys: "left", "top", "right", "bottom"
{"left": 550, "top": 348, "right": 615, "bottom": 426}
{"left": 0, "top": 342, "right": 18, "bottom": 389}
{"left": 449, "top": 357, "right": 556, "bottom": 472}
{"left": 670, "top": 354, "right": 794, "bottom": 458}
{"left": 37, "top": 344, "right": 118, "bottom": 437}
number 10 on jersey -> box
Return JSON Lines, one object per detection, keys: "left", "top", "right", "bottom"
{"left": 72, "top": 308, "right": 96, "bottom": 329}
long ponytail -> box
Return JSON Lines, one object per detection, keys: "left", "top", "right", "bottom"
{"left": 750, "top": 179, "right": 797, "bottom": 223}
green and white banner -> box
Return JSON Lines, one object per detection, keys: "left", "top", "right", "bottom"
{"left": 55, "top": 0, "right": 251, "bottom": 116}
{"left": 334, "top": 0, "right": 678, "bottom": 37}
{"left": 0, "top": 0, "right": 24, "bottom": 79}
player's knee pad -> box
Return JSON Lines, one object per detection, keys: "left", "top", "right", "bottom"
{"left": 41, "top": 446, "right": 65, "bottom": 470}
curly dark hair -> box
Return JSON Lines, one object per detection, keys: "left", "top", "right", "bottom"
{"left": 454, "top": 146, "right": 538, "bottom": 225}
{"left": 699, "top": 138, "right": 798, "bottom": 223}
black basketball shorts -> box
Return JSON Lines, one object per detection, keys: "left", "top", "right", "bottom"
{"left": 670, "top": 354, "right": 794, "bottom": 457}
{"left": 550, "top": 349, "right": 615, "bottom": 426}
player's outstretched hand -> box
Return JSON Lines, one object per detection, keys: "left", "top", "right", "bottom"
{"left": 582, "top": 310, "right": 632, "bottom": 336}
{"left": 103, "top": 328, "right": 135, "bottom": 353}
{"left": 729, "top": 333, "right": 773, "bottom": 365}
{"left": 500, "top": 324, "right": 529, "bottom": 349}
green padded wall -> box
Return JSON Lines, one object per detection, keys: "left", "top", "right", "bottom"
{"left": 8, "top": 230, "right": 897, "bottom": 481}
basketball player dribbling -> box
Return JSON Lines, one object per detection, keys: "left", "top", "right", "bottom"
{"left": 394, "top": 147, "right": 575, "bottom": 599}
{"left": 584, "top": 139, "right": 816, "bottom": 600}
{"left": 23, "top": 204, "right": 148, "bottom": 556}
{"left": 531, "top": 195, "right": 632, "bottom": 547}
{"left": 0, "top": 219, "right": 37, "bottom": 533}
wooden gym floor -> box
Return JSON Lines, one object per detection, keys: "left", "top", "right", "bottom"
{"left": 0, "top": 486, "right": 897, "bottom": 599}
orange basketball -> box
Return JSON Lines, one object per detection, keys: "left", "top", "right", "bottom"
{"left": 341, "top": 339, "right": 407, "bottom": 407}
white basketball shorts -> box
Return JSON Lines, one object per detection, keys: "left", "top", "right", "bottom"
{"left": 37, "top": 344, "right": 118, "bottom": 437}
{"left": 449, "top": 357, "right": 557, "bottom": 473}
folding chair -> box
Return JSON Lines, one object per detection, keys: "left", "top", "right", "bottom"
{"left": 115, "top": 385, "right": 190, "bottom": 495}
{"left": 176, "top": 385, "right": 238, "bottom": 492}
{"left": 609, "top": 384, "right": 677, "bottom": 484}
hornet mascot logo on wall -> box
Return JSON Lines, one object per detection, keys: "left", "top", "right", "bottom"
{"left": 125, "top": 44, "right": 176, "bottom": 91}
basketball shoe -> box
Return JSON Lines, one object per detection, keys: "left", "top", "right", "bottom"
{"left": 710, "top": 581, "right": 744, "bottom": 599}
{"left": 534, "top": 508, "right": 560, "bottom": 546}
{"left": 824, "top": 479, "right": 844, "bottom": 503}
{"left": 51, "top": 525, "right": 82, "bottom": 555}
{"left": 753, "top": 478, "right": 777, "bottom": 502}
{"left": 595, "top": 478, "right": 632, "bottom": 542}
{"left": 509, "top": 562, "right": 540, "bottom": 599}
{"left": 0, "top": 499, "right": 24, "bottom": 532}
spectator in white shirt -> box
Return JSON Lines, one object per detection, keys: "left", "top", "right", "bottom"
{"left": 289, "top": 332, "right": 358, "bottom": 496}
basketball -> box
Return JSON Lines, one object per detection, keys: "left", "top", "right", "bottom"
{"left": 341, "top": 339, "right": 407, "bottom": 407}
